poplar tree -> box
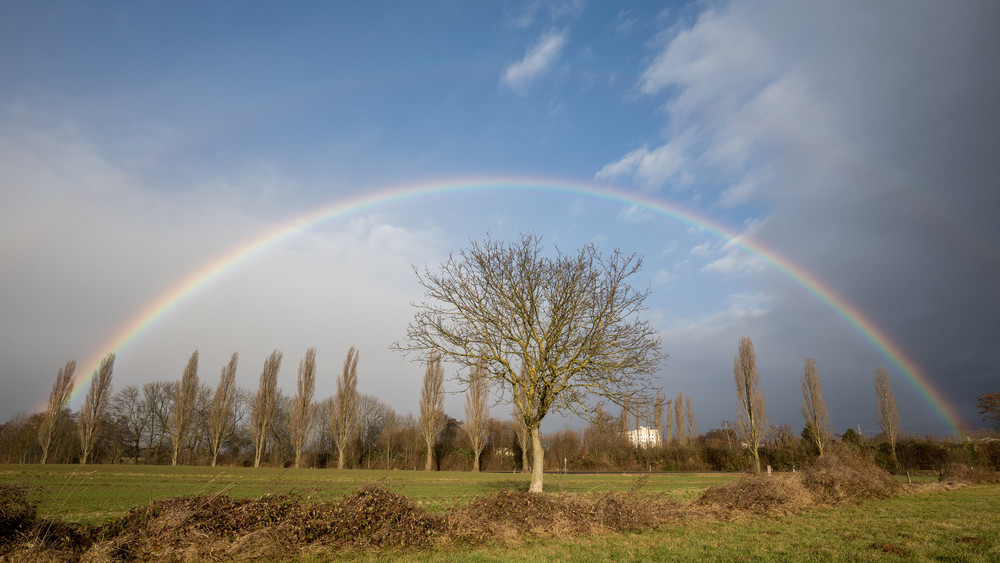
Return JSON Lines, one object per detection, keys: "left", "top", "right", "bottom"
{"left": 251, "top": 350, "right": 282, "bottom": 468}
{"left": 331, "top": 347, "right": 359, "bottom": 469}
{"left": 874, "top": 367, "right": 900, "bottom": 469}
{"left": 418, "top": 355, "right": 445, "bottom": 471}
{"left": 39, "top": 360, "right": 76, "bottom": 464}
{"left": 168, "top": 351, "right": 199, "bottom": 466}
{"left": 734, "top": 337, "right": 766, "bottom": 474}
{"left": 801, "top": 357, "right": 831, "bottom": 455}
{"left": 78, "top": 353, "right": 115, "bottom": 464}
{"left": 207, "top": 353, "right": 238, "bottom": 467}
{"left": 463, "top": 364, "right": 489, "bottom": 472}
{"left": 291, "top": 348, "right": 317, "bottom": 468}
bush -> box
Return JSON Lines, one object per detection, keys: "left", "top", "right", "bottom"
{"left": 698, "top": 475, "right": 813, "bottom": 516}
{"left": 939, "top": 463, "right": 1000, "bottom": 485}
{"left": 802, "top": 448, "right": 901, "bottom": 504}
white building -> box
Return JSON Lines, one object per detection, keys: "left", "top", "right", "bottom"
{"left": 626, "top": 425, "right": 662, "bottom": 448}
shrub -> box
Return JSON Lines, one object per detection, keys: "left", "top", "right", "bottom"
{"left": 698, "top": 475, "right": 813, "bottom": 515}
{"left": 939, "top": 463, "right": 1000, "bottom": 485}
{"left": 802, "top": 447, "right": 901, "bottom": 504}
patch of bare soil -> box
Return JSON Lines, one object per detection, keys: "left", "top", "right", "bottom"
{"left": 871, "top": 541, "right": 910, "bottom": 556}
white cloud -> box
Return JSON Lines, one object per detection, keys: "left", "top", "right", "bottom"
{"left": 653, "top": 268, "right": 676, "bottom": 285}
{"left": 690, "top": 242, "right": 711, "bottom": 257}
{"left": 594, "top": 141, "right": 688, "bottom": 191}
{"left": 502, "top": 30, "right": 568, "bottom": 94}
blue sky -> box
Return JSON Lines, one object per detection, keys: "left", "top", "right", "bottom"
{"left": 2, "top": 0, "right": 998, "bottom": 436}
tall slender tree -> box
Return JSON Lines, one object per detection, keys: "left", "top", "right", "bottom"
{"left": 653, "top": 393, "right": 665, "bottom": 447}
{"left": 463, "top": 363, "right": 489, "bottom": 471}
{"left": 874, "top": 367, "right": 900, "bottom": 469}
{"left": 251, "top": 350, "right": 282, "bottom": 468}
{"left": 418, "top": 355, "right": 445, "bottom": 471}
{"left": 664, "top": 398, "right": 673, "bottom": 444}
{"left": 207, "top": 353, "right": 238, "bottom": 467}
{"left": 39, "top": 360, "right": 76, "bottom": 464}
{"left": 331, "top": 347, "right": 359, "bottom": 469}
{"left": 168, "top": 351, "right": 199, "bottom": 466}
{"left": 79, "top": 353, "right": 115, "bottom": 464}
{"left": 674, "top": 392, "right": 687, "bottom": 445}
{"left": 801, "top": 357, "right": 831, "bottom": 456}
{"left": 291, "top": 348, "right": 317, "bottom": 468}
{"left": 734, "top": 336, "right": 766, "bottom": 474}
{"left": 685, "top": 395, "right": 697, "bottom": 444}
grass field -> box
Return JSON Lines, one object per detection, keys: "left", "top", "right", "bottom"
{"left": 0, "top": 464, "right": 737, "bottom": 525}
{"left": 1, "top": 464, "right": 992, "bottom": 561}
{"left": 406, "top": 485, "right": 1000, "bottom": 562}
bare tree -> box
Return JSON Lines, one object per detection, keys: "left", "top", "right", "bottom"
{"left": 395, "top": 233, "right": 664, "bottom": 492}
{"left": 143, "top": 381, "right": 174, "bottom": 460}
{"left": 167, "top": 352, "right": 200, "bottom": 466}
{"left": 664, "top": 398, "right": 673, "bottom": 445}
{"left": 207, "top": 353, "right": 239, "bottom": 467}
{"left": 674, "top": 392, "right": 687, "bottom": 446}
{"left": 685, "top": 395, "right": 697, "bottom": 443}
{"left": 619, "top": 396, "right": 632, "bottom": 435}
{"left": 110, "top": 385, "right": 147, "bottom": 464}
{"left": 78, "top": 353, "right": 115, "bottom": 464}
{"left": 978, "top": 391, "right": 1000, "bottom": 429}
{"left": 463, "top": 364, "right": 489, "bottom": 471}
{"left": 801, "top": 357, "right": 831, "bottom": 456}
{"left": 331, "top": 347, "right": 359, "bottom": 469}
{"left": 874, "top": 367, "right": 900, "bottom": 469}
{"left": 653, "top": 393, "right": 665, "bottom": 447}
{"left": 734, "top": 336, "right": 767, "bottom": 474}
{"left": 291, "top": 348, "right": 317, "bottom": 468}
{"left": 38, "top": 360, "right": 77, "bottom": 464}
{"left": 418, "top": 355, "right": 445, "bottom": 471}
{"left": 379, "top": 408, "right": 401, "bottom": 469}
{"left": 251, "top": 350, "right": 282, "bottom": 468}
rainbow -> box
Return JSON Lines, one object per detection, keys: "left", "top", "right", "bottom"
{"left": 68, "top": 175, "right": 965, "bottom": 434}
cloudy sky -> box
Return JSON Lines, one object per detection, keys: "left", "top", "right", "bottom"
{"left": 2, "top": 1, "right": 997, "bottom": 437}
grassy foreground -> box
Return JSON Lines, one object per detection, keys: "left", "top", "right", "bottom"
{"left": 0, "top": 464, "right": 734, "bottom": 525}
{"left": 395, "top": 485, "right": 999, "bottom": 562}
{"left": 2, "top": 464, "right": 994, "bottom": 561}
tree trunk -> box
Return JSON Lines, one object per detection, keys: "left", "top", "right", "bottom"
{"left": 424, "top": 437, "right": 434, "bottom": 471}
{"left": 337, "top": 447, "right": 346, "bottom": 470}
{"left": 472, "top": 451, "right": 480, "bottom": 472}
{"left": 529, "top": 425, "right": 544, "bottom": 493}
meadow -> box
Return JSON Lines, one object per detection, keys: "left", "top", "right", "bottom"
{"left": 0, "top": 464, "right": 736, "bottom": 525}
{"left": 1, "top": 463, "right": 995, "bottom": 561}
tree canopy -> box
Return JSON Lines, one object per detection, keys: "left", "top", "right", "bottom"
{"left": 395, "top": 233, "right": 664, "bottom": 492}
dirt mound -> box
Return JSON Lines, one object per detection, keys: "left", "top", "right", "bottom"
{"left": 448, "top": 487, "right": 682, "bottom": 544}
{"left": 449, "top": 489, "right": 591, "bottom": 542}
{"left": 939, "top": 464, "right": 1000, "bottom": 485}
{"left": 87, "top": 486, "right": 441, "bottom": 560}
{"left": 802, "top": 448, "right": 901, "bottom": 504}
{"left": 0, "top": 484, "right": 93, "bottom": 562}
{"left": 698, "top": 475, "right": 814, "bottom": 516}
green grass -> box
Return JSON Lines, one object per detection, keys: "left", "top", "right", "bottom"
{"left": 0, "top": 464, "right": 735, "bottom": 525}
{"left": 4, "top": 464, "right": 995, "bottom": 561}
{"left": 379, "top": 485, "right": 1000, "bottom": 562}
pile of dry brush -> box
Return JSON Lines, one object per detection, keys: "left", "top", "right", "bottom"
{"left": 3, "top": 449, "right": 996, "bottom": 562}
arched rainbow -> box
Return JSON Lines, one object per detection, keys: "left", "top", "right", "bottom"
{"left": 68, "top": 175, "right": 965, "bottom": 434}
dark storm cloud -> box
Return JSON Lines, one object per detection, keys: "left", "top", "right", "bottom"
{"left": 603, "top": 1, "right": 1000, "bottom": 433}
